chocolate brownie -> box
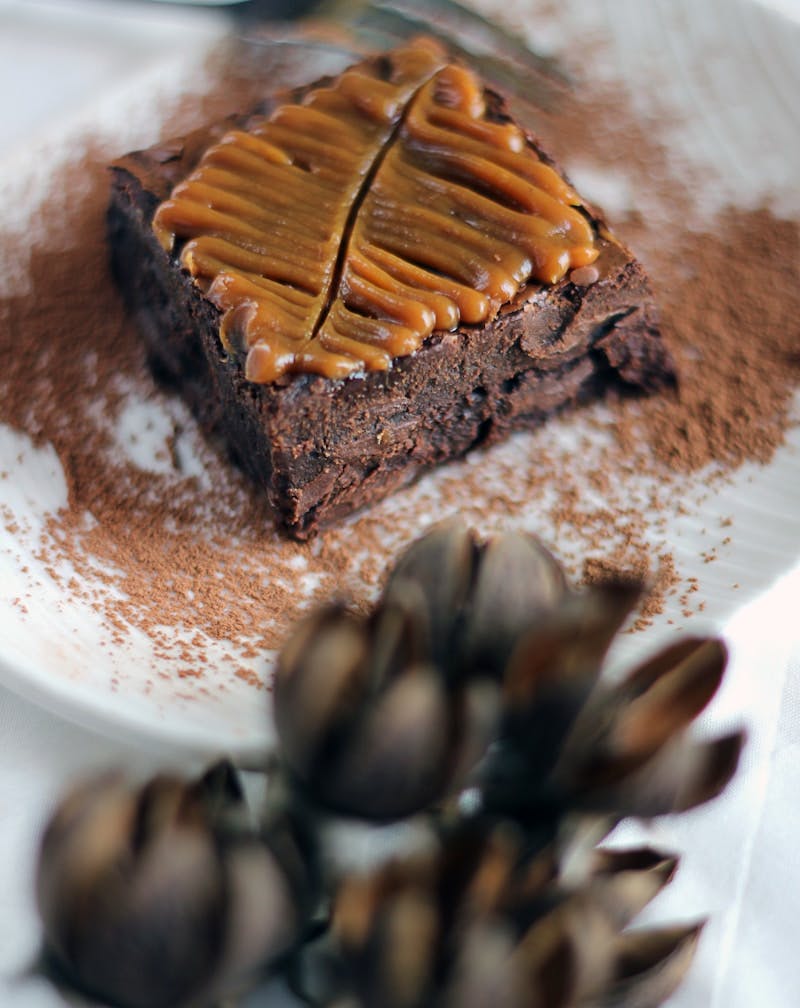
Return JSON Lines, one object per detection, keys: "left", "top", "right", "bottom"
{"left": 108, "top": 41, "right": 673, "bottom": 539}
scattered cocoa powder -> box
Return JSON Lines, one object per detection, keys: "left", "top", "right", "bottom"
{"left": 0, "top": 27, "right": 798, "bottom": 724}
{"left": 616, "top": 210, "right": 800, "bottom": 471}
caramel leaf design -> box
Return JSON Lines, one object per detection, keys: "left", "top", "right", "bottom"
{"left": 153, "top": 40, "right": 598, "bottom": 384}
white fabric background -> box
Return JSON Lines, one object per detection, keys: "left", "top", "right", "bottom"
{"left": 0, "top": 1, "right": 799, "bottom": 1005}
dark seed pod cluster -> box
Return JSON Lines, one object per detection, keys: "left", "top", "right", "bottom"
{"left": 36, "top": 521, "right": 745, "bottom": 1008}
{"left": 36, "top": 762, "right": 313, "bottom": 1008}
{"left": 324, "top": 822, "right": 701, "bottom": 1008}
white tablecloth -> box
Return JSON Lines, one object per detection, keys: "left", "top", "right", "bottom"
{"left": 1, "top": 2, "right": 799, "bottom": 1005}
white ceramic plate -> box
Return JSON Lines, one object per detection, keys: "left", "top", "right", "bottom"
{"left": 0, "top": 0, "right": 798, "bottom": 763}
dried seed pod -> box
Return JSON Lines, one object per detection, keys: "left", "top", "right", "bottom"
{"left": 36, "top": 771, "right": 227, "bottom": 1008}
{"left": 319, "top": 665, "right": 454, "bottom": 819}
{"left": 586, "top": 847, "right": 679, "bottom": 928}
{"left": 274, "top": 592, "right": 502, "bottom": 822}
{"left": 331, "top": 850, "right": 441, "bottom": 1008}
{"left": 382, "top": 521, "right": 569, "bottom": 681}
{"left": 461, "top": 530, "right": 567, "bottom": 678}
{"left": 602, "top": 923, "right": 704, "bottom": 1008}
{"left": 271, "top": 522, "right": 569, "bottom": 822}
{"left": 382, "top": 519, "right": 476, "bottom": 668}
{"left": 441, "top": 918, "right": 522, "bottom": 1008}
{"left": 480, "top": 576, "right": 744, "bottom": 828}
{"left": 274, "top": 605, "right": 372, "bottom": 781}
{"left": 36, "top": 763, "right": 305, "bottom": 1008}
{"left": 326, "top": 821, "right": 693, "bottom": 1008}
{"left": 550, "top": 636, "right": 745, "bottom": 817}
{"left": 502, "top": 578, "right": 644, "bottom": 716}
{"left": 557, "top": 637, "right": 729, "bottom": 786}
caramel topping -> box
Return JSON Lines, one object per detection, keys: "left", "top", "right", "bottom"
{"left": 153, "top": 41, "right": 598, "bottom": 383}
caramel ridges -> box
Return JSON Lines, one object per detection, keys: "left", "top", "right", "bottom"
{"left": 153, "top": 40, "right": 598, "bottom": 383}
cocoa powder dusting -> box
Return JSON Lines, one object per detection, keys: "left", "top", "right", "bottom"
{"left": 0, "top": 31, "right": 798, "bottom": 727}
{"left": 619, "top": 211, "right": 800, "bottom": 471}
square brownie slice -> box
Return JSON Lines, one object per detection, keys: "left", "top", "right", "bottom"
{"left": 108, "top": 40, "right": 673, "bottom": 539}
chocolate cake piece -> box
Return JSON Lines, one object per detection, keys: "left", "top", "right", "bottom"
{"left": 108, "top": 41, "right": 673, "bottom": 539}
